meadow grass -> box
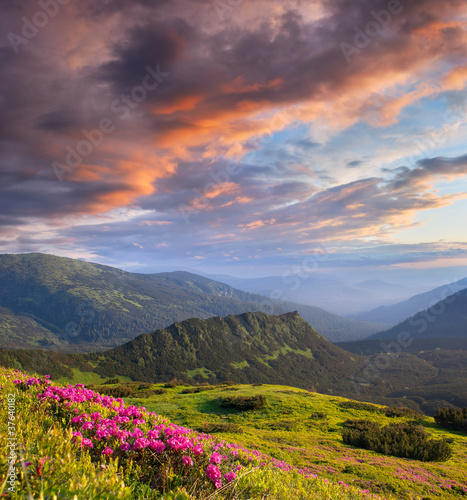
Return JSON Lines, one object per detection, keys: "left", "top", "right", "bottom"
{"left": 0, "top": 367, "right": 401, "bottom": 499}
{"left": 124, "top": 382, "right": 467, "bottom": 499}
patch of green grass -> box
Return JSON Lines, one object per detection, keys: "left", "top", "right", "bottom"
{"left": 186, "top": 367, "right": 213, "bottom": 379}
{"left": 55, "top": 367, "right": 132, "bottom": 386}
{"left": 230, "top": 360, "right": 249, "bottom": 369}
{"left": 125, "top": 383, "right": 467, "bottom": 499}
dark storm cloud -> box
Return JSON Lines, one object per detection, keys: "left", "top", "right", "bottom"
{"left": 0, "top": 0, "right": 466, "bottom": 268}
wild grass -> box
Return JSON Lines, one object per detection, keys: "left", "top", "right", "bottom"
{"left": 0, "top": 367, "right": 399, "bottom": 499}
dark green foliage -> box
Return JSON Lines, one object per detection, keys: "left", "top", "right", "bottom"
{"left": 164, "top": 379, "right": 188, "bottom": 388}
{"left": 434, "top": 407, "right": 467, "bottom": 432}
{"left": 181, "top": 386, "right": 216, "bottom": 394}
{"left": 2, "top": 308, "right": 466, "bottom": 415}
{"left": 310, "top": 412, "right": 327, "bottom": 419}
{"left": 131, "top": 390, "right": 161, "bottom": 398}
{"left": 137, "top": 383, "right": 152, "bottom": 390}
{"left": 339, "top": 401, "right": 380, "bottom": 413}
{"left": 219, "top": 395, "right": 267, "bottom": 411}
{"left": 95, "top": 385, "right": 134, "bottom": 397}
{"left": 382, "top": 406, "right": 421, "bottom": 419}
{"left": 342, "top": 419, "right": 452, "bottom": 462}
{"left": 269, "top": 420, "right": 295, "bottom": 431}
{"left": 198, "top": 422, "right": 244, "bottom": 434}
{"left": 0, "top": 348, "right": 91, "bottom": 379}
{"left": 103, "top": 378, "right": 121, "bottom": 385}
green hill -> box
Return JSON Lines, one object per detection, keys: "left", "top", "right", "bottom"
{"left": 0, "top": 253, "right": 383, "bottom": 351}
{"left": 1, "top": 311, "right": 466, "bottom": 415}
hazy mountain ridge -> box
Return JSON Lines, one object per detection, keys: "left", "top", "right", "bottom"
{"left": 350, "top": 278, "right": 467, "bottom": 325}
{"left": 206, "top": 273, "right": 422, "bottom": 316}
{"left": 0, "top": 253, "right": 383, "bottom": 351}
{"left": 368, "top": 288, "right": 467, "bottom": 340}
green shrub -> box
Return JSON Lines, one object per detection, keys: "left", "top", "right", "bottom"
{"left": 342, "top": 419, "right": 452, "bottom": 462}
{"left": 95, "top": 384, "right": 134, "bottom": 397}
{"left": 270, "top": 420, "right": 295, "bottom": 431}
{"left": 164, "top": 378, "right": 188, "bottom": 388}
{"left": 310, "top": 412, "right": 327, "bottom": 419}
{"left": 103, "top": 377, "right": 121, "bottom": 385}
{"left": 219, "top": 395, "right": 267, "bottom": 411}
{"left": 137, "top": 382, "right": 152, "bottom": 390}
{"left": 382, "top": 406, "right": 421, "bottom": 419}
{"left": 434, "top": 407, "right": 467, "bottom": 432}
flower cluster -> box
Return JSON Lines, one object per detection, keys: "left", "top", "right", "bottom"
{"left": 35, "top": 381, "right": 244, "bottom": 490}
{"left": 9, "top": 370, "right": 390, "bottom": 497}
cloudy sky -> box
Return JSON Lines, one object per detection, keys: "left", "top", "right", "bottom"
{"left": 1, "top": 0, "right": 467, "bottom": 284}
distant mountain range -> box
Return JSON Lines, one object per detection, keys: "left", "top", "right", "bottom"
{"left": 206, "top": 273, "right": 422, "bottom": 316}
{"left": 350, "top": 277, "right": 467, "bottom": 325}
{"left": 369, "top": 287, "right": 467, "bottom": 341}
{"left": 0, "top": 253, "right": 383, "bottom": 351}
{"left": 1, "top": 310, "right": 465, "bottom": 414}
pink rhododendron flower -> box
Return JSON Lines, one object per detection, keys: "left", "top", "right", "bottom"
{"left": 148, "top": 440, "right": 165, "bottom": 453}
{"left": 120, "top": 442, "right": 130, "bottom": 451}
{"left": 210, "top": 452, "right": 223, "bottom": 464}
{"left": 133, "top": 438, "right": 150, "bottom": 450}
{"left": 206, "top": 464, "right": 222, "bottom": 480}
{"left": 224, "top": 471, "right": 236, "bottom": 482}
{"left": 81, "top": 438, "right": 93, "bottom": 448}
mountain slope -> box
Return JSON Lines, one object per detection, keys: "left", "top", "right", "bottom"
{"left": 369, "top": 288, "right": 467, "bottom": 340}
{"left": 0, "top": 253, "right": 382, "bottom": 350}
{"left": 1, "top": 311, "right": 465, "bottom": 413}
{"left": 350, "top": 277, "right": 467, "bottom": 325}
{"left": 88, "top": 311, "right": 363, "bottom": 389}
{"left": 0, "top": 306, "right": 66, "bottom": 349}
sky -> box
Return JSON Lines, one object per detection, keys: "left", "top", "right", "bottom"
{"left": 1, "top": 0, "right": 467, "bottom": 286}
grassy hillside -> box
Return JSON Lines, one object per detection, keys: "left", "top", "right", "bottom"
{"left": 115, "top": 381, "right": 467, "bottom": 500}
{"left": 1, "top": 311, "right": 466, "bottom": 415}
{"left": 0, "top": 253, "right": 382, "bottom": 350}
{"left": 0, "top": 305, "right": 66, "bottom": 349}
{"left": 1, "top": 367, "right": 401, "bottom": 499}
